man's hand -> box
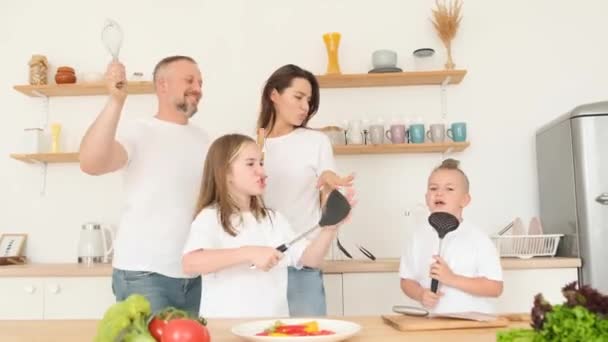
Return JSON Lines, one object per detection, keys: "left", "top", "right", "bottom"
{"left": 105, "top": 61, "right": 127, "bottom": 101}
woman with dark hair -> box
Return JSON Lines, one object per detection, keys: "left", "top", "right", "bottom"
{"left": 256, "top": 64, "right": 355, "bottom": 316}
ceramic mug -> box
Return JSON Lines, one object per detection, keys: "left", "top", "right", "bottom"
{"left": 426, "top": 124, "right": 446, "bottom": 143}
{"left": 447, "top": 122, "right": 467, "bottom": 142}
{"left": 385, "top": 124, "right": 406, "bottom": 144}
{"left": 408, "top": 124, "right": 425, "bottom": 144}
{"left": 369, "top": 125, "right": 385, "bottom": 144}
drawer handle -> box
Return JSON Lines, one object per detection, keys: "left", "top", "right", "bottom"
{"left": 47, "top": 284, "right": 61, "bottom": 294}
{"left": 23, "top": 285, "right": 36, "bottom": 294}
{"left": 596, "top": 193, "right": 608, "bottom": 205}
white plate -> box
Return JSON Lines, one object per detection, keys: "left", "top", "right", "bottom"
{"left": 231, "top": 318, "right": 361, "bottom": 342}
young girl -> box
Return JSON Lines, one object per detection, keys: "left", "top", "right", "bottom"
{"left": 256, "top": 64, "right": 354, "bottom": 316}
{"left": 400, "top": 159, "right": 503, "bottom": 314}
{"left": 182, "top": 134, "right": 352, "bottom": 318}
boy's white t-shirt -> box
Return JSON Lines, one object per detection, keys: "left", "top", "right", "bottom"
{"left": 183, "top": 207, "right": 308, "bottom": 318}
{"left": 263, "top": 128, "right": 336, "bottom": 235}
{"left": 399, "top": 220, "right": 503, "bottom": 314}
{"left": 113, "top": 117, "right": 209, "bottom": 278}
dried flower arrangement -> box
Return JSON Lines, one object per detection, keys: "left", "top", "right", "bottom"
{"left": 431, "top": 0, "right": 463, "bottom": 70}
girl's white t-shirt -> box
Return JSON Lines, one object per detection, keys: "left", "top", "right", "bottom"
{"left": 262, "top": 128, "right": 336, "bottom": 235}
{"left": 399, "top": 220, "right": 503, "bottom": 314}
{"left": 183, "top": 207, "right": 308, "bottom": 318}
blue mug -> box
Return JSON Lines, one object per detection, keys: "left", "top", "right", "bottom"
{"left": 447, "top": 122, "right": 467, "bottom": 142}
{"left": 408, "top": 124, "right": 425, "bottom": 144}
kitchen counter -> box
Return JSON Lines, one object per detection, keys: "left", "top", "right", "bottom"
{"left": 0, "top": 257, "right": 581, "bottom": 277}
{"left": 0, "top": 316, "right": 530, "bottom": 342}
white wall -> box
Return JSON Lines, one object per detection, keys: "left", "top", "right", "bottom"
{"left": 1, "top": 0, "right": 607, "bottom": 262}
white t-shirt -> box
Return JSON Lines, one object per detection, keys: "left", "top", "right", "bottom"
{"left": 113, "top": 117, "right": 209, "bottom": 278}
{"left": 263, "top": 128, "right": 336, "bottom": 235}
{"left": 183, "top": 207, "right": 308, "bottom": 318}
{"left": 399, "top": 220, "right": 503, "bottom": 314}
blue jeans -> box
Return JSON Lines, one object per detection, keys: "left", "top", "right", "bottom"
{"left": 287, "top": 266, "right": 327, "bottom": 316}
{"left": 112, "top": 268, "right": 201, "bottom": 317}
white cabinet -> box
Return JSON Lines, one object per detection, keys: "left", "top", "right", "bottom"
{"left": 494, "top": 268, "right": 578, "bottom": 313}
{"left": 0, "top": 277, "right": 115, "bottom": 320}
{"left": 323, "top": 274, "right": 343, "bottom": 316}
{"left": 342, "top": 273, "right": 419, "bottom": 316}
{"left": 0, "top": 278, "right": 44, "bottom": 319}
{"left": 335, "top": 268, "right": 578, "bottom": 316}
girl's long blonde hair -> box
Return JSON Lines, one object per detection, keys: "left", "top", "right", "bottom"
{"left": 194, "top": 134, "right": 268, "bottom": 236}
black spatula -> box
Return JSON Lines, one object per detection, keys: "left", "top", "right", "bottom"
{"left": 276, "top": 189, "right": 352, "bottom": 252}
{"left": 428, "top": 211, "right": 460, "bottom": 293}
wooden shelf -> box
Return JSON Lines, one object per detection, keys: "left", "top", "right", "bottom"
{"left": 316, "top": 69, "right": 466, "bottom": 88}
{"left": 10, "top": 152, "right": 79, "bottom": 163}
{"left": 13, "top": 82, "right": 154, "bottom": 97}
{"left": 333, "top": 142, "right": 469, "bottom": 155}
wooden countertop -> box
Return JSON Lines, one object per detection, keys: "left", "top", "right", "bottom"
{"left": 0, "top": 316, "right": 530, "bottom": 342}
{"left": 0, "top": 257, "right": 580, "bottom": 277}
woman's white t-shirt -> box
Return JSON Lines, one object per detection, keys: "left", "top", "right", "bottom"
{"left": 183, "top": 207, "right": 307, "bottom": 318}
{"left": 262, "top": 128, "right": 336, "bottom": 235}
{"left": 399, "top": 220, "right": 503, "bottom": 314}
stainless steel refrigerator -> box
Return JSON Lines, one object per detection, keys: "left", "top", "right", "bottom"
{"left": 536, "top": 101, "right": 608, "bottom": 293}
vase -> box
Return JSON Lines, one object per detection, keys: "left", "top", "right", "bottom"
{"left": 323, "top": 32, "right": 341, "bottom": 75}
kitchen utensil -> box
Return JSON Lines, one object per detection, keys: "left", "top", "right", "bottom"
{"left": 382, "top": 314, "right": 509, "bottom": 331}
{"left": 77, "top": 222, "right": 114, "bottom": 265}
{"left": 497, "top": 220, "right": 515, "bottom": 236}
{"left": 101, "top": 18, "right": 124, "bottom": 89}
{"left": 392, "top": 305, "right": 429, "bottom": 317}
{"left": 336, "top": 236, "right": 352, "bottom": 259}
{"left": 428, "top": 212, "right": 460, "bottom": 293}
{"left": 250, "top": 189, "right": 351, "bottom": 269}
{"left": 275, "top": 189, "right": 351, "bottom": 253}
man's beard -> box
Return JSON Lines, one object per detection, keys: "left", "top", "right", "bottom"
{"left": 175, "top": 94, "right": 199, "bottom": 118}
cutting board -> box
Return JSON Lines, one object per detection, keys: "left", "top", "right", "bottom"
{"left": 382, "top": 314, "right": 510, "bottom": 331}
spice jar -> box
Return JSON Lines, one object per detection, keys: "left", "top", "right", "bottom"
{"left": 28, "top": 55, "right": 48, "bottom": 85}
{"left": 55, "top": 66, "right": 77, "bottom": 84}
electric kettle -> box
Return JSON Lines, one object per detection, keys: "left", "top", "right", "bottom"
{"left": 77, "top": 222, "right": 114, "bottom": 265}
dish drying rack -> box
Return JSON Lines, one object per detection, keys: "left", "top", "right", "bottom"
{"left": 491, "top": 234, "right": 563, "bottom": 259}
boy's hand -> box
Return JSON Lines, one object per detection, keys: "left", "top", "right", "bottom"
{"left": 420, "top": 288, "right": 443, "bottom": 309}
{"left": 429, "top": 255, "right": 456, "bottom": 286}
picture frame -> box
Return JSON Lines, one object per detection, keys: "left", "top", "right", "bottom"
{"left": 0, "top": 233, "right": 27, "bottom": 257}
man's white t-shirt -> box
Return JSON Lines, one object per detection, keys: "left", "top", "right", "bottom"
{"left": 183, "top": 208, "right": 307, "bottom": 318}
{"left": 263, "top": 128, "right": 336, "bottom": 235}
{"left": 399, "top": 220, "right": 503, "bottom": 314}
{"left": 113, "top": 117, "right": 209, "bottom": 278}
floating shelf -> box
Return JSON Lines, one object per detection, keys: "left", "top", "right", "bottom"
{"left": 333, "top": 142, "right": 469, "bottom": 155}
{"left": 316, "top": 69, "right": 466, "bottom": 88}
{"left": 10, "top": 152, "right": 79, "bottom": 163}
{"left": 13, "top": 82, "right": 154, "bottom": 97}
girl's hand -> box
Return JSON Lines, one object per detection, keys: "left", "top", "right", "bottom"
{"left": 245, "top": 246, "right": 283, "bottom": 271}
{"left": 420, "top": 288, "right": 443, "bottom": 309}
{"left": 429, "top": 255, "right": 455, "bottom": 286}
{"left": 317, "top": 170, "right": 354, "bottom": 190}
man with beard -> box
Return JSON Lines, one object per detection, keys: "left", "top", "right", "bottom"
{"left": 79, "top": 56, "right": 209, "bottom": 315}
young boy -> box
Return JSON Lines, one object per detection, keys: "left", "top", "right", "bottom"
{"left": 399, "top": 159, "right": 503, "bottom": 314}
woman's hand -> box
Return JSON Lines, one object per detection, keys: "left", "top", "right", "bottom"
{"left": 429, "top": 255, "right": 456, "bottom": 286}
{"left": 317, "top": 170, "right": 354, "bottom": 190}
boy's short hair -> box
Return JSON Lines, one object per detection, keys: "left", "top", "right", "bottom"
{"left": 433, "top": 158, "right": 470, "bottom": 192}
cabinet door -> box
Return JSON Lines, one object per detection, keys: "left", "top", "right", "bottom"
{"left": 0, "top": 278, "right": 44, "bottom": 319}
{"left": 495, "top": 268, "right": 578, "bottom": 313}
{"left": 323, "top": 274, "right": 343, "bottom": 316}
{"left": 44, "top": 277, "right": 115, "bottom": 319}
{"left": 342, "top": 273, "right": 418, "bottom": 316}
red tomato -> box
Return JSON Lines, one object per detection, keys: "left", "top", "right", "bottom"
{"left": 161, "top": 319, "right": 210, "bottom": 342}
{"left": 148, "top": 317, "right": 168, "bottom": 341}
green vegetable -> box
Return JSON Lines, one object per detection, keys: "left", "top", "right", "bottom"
{"left": 95, "top": 294, "right": 154, "bottom": 342}
{"left": 498, "top": 282, "right": 608, "bottom": 342}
